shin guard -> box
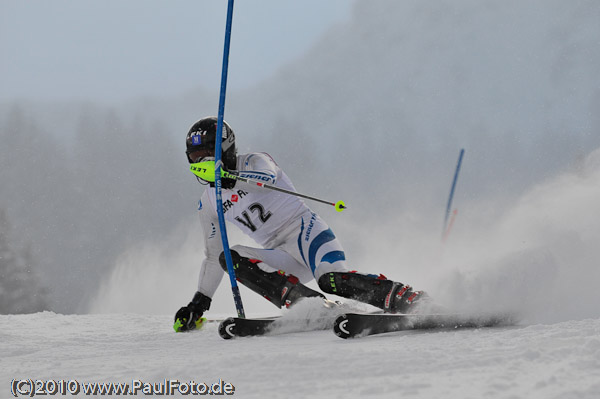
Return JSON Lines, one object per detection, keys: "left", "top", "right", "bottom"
{"left": 219, "top": 251, "right": 324, "bottom": 308}
{"left": 318, "top": 272, "right": 425, "bottom": 313}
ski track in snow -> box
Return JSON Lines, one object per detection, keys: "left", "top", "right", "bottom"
{"left": 1, "top": 313, "right": 599, "bottom": 399}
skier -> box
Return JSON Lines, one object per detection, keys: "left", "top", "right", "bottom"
{"left": 174, "top": 117, "right": 427, "bottom": 332}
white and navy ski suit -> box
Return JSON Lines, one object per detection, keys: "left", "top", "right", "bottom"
{"left": 195, "top": 152, "right": 348, "bottom": 299}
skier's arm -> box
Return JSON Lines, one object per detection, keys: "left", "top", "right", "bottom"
{"left": 190, "top": 153, "right": 278, "bottom": 187}
{"left": 195, "top": 198, "right": 225, "bottom": 297}
{"left": 236, "top": 152, "right": 278, "bottom": 186}
{"left": 173, "top": 195, "right": 224, "bottom": 332}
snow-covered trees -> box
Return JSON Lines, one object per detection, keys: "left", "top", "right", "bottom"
{"left": 0, "top": 210, "right": 48, "bottom": 314}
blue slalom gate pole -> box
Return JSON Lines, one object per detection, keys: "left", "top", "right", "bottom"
{"left": 214, "top": 0, "right": 245, "bottom": 318}
{"left": 443, "top": 148, "right": 465, "bottom": 239}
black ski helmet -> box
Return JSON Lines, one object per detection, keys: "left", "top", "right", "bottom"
{"left": 185, "top": 117, "right": 237, "bottom": 170}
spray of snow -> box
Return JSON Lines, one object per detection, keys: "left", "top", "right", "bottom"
{"left": 90, "top": 147, "right": 600, "bottom": 324}
{"left": 88, "top": 219, "right": 289, "bottom": 316}
{"left": 87, "top": 222, "right": 201, "bottom": 314}
{"left": 368, "top": 145, "right": 600, "bottom": 324}
{"left": 436, "top": 146, "right": 600, "bottom": 323}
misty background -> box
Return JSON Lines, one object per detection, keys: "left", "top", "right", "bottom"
{"left": 1, "top": 1, "right": 599, "bottom": 324}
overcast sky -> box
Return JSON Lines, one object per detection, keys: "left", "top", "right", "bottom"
{"left": 0, "top": 0, "right": 353, "bottom": 103}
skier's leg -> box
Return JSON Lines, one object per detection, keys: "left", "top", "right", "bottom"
{"left": 230, "top": 245, "right": 314, "bottom": 283}
{"left": 219, "top": 246, "right": 324, "bottom": 309}
{"left": 316, "top": 271, "right": 427, "bottom": 313}
{"left": 293, "top": 213, "right": 427, "bottom": 314}
{"left": 291, "top": 212, "right": 349, "bottom": 276}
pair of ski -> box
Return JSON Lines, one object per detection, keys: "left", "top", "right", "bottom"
{"left": 218, "top": 311, "right": 511, "bottom": 339}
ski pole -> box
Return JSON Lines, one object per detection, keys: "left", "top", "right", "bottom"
{"left": 190, "top": 161, "right": 347, "bottom": 212}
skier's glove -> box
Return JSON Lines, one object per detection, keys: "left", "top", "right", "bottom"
{"left": 189, "top": 160, "right": 237, "bottom": 181}
{"left": 173, "top": 292, "right": 212, "bottom": 333}
{"left": 173, "top": 306, "right": 206, "bottom": 332}
{"left": 189, "top": 160, "right": 237, "bottom": 189}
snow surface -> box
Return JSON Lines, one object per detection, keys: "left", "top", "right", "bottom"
{"left": 2, "top": 310, "right": 599, "bottom": 399}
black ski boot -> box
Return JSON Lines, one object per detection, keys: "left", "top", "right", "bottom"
{"left": 219, "top": 250, "right": 325, "bottom": 308}
{"left": 318, "top": 271, "right": 427, "bottom": 313}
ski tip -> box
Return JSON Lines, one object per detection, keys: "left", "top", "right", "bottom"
{"left": 333, "top": 314, "right": 353, "bottom": 339}
{"left": 218, "top": 317, "right": 237, "bottom": 340}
